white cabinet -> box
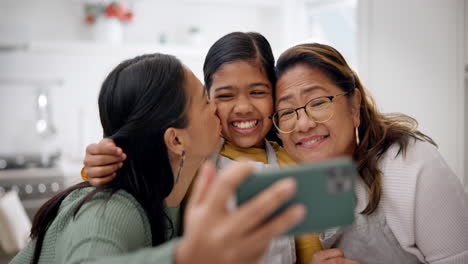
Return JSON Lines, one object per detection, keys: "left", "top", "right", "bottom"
{"left": 0, "top": 41, "right": 206, "bottom": 162}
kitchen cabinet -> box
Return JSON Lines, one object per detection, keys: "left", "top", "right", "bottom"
{"left": 0, "top": 41, "right": 207, "bottom": 163}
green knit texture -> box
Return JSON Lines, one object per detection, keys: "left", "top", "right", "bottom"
{"left": 10, "top": 187, "right": 180, "bottom": 264}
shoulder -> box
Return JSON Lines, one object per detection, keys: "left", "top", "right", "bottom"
{"left": 62, "top": 188, "right": 147, "bottom": 219}
{"left": 75, "top": 188, "right": 149, "bottom": 226}
{"left": 379, "top": 138, "right": 452, "bottom": 185}
{"left": 61, "top": 188, "right": 152, "bottom": 248}
{"left": 378, "top": 138, "right": 454, "bottom": 203}
{"left": 380, "top": 138, "right": 442, "bottom": 168}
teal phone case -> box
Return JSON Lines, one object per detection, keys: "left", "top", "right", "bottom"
{"left": 236, "top": 157, "right": 357, "bottom": 236}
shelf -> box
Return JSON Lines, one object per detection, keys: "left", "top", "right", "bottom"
{"left": 0, "top": 41, "right": 208, "bottom": 58}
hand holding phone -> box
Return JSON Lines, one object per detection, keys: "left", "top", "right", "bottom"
{"left": 236, "top": 157, "right": 357, "bottom": 236}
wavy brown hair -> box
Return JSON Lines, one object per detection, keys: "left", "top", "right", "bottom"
{"left": 276, "top": 43, "right": 436, "bottom": 214}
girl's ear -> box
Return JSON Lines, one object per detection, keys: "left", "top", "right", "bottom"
{"left": 351, "top": 88, "right": 362, "bottom": 127}
{"left": 164, "top": 127, "right": 185, "bottom": 156}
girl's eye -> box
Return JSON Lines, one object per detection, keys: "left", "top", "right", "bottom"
{"left": 216, "top": 94, "right": 234, "bottom": 99}
{"left": 251, "top": 91, "right": 266, "bottom": 95}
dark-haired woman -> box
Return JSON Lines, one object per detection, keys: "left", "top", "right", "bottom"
{"left": 10, "top": 53, "right": 305, "bottom": 264}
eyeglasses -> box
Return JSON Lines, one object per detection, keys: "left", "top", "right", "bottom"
{"left": 270, "top": 92, "right": 349, "bottom": 134}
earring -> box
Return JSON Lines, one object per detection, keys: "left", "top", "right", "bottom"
{"left": 355, "top": 127, "right": 360, "bottom": 146}
{"left": 175, "top": 151, "right": 185, "bottom": 184}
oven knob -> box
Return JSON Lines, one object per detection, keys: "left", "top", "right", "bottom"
{"left": 38, "top": 183, "right": 47, "bottom": 193}
{"left": 51, "top": 182, "right": 60, "bottom": 192}
{"left": 25, "top": 184, "right": 33, "bottom": 194}
{"left": 0, "top": 159, "right": 6, "bottom": 169}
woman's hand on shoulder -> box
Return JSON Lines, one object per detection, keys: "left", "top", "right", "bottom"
{"left": 176, "top": 161, "right": 305, "bottom": 264}
{"left": 310, "top": 249, "right": 360, "bottom": 264}
{"left": 83, "top": 138, "right": 126, "bottom": 186}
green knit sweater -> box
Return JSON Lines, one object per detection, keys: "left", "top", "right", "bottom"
{"left": 10, "top": 187, "right": 180, "bottom": 264}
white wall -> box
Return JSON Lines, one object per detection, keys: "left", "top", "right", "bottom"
{"left": 465, "top": 0, "right": 468, "bottom": 187}
{"left": 0, "top": 0, "right": 283, "bottom": 51}
{"left": 358, "top": 0, "right": 466, "bottom": 181}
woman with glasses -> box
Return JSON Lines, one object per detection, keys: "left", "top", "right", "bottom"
{"left": 273, "top": 43, "right": 468, "bottom": 263}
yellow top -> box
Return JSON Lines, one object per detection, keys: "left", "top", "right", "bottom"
{"left": 220, "top": 140, "right": 322, "bottom": 264}
{"left": 219, "top": 140, "right": 295, "bottom": 166}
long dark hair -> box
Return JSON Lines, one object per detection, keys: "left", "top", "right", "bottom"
{"left": 276, "top": 43, "right": 436, "bottom": 214}
{"left": 29, "top": 53, "right": 189, "bottom": 263}
{"left": 203, "top": 31, "right": 280, "bottom": 143}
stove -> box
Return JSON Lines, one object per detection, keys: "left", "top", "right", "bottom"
{"left": 0, "top": 167, "right": 65, "bottom": 219}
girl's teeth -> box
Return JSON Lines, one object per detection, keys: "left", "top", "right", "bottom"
{"left": 233, "top": 120, "right": 257, "bottom": 129}
{"left": 303, "top": 136, "right": 325, "bottom": 145}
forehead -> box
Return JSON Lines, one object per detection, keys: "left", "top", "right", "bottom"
{"left": 211, "top": 60, "right": 270, "bottom": 88}
{"left": 276, "top": 65, "right": 340, "bottom": 104}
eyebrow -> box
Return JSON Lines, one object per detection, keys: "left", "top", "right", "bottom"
{"left": 213, "top": 86, "right": 234, "bottom": 93}
{"left": 214, "top": 82, "right": 270, "bottom": 93}
{"left": 249, "top": 82, "right": 270, "bottom": 89}
{"left": 276, "top": 85, "right": 326, "bottom": 105}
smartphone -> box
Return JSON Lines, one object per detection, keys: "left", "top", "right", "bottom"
{"left": 236, "top": 156, "right": 357, "bottom": 236}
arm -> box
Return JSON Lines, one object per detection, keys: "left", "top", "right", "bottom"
{"left": 413, "top": 147, "right": 468, "bottom": 263}
{"left": 82, "top": 138, "right": 126, "bottom": 186}
{"left": 66, "top": 240, "right": 180, "bottom": 264}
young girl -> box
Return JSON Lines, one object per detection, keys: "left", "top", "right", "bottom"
{"left": 82, "top": 32, "right": 321, "bottom": 264}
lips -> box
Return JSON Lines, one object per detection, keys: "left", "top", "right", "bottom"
{"left": 297, "top": 135, "right": 329, "bottom": 148}
{"left": 230, "top": 119, "right": 260, "bottom": 134}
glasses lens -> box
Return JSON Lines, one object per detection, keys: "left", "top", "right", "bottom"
{"left": 274, "top": 109, "right": 296, "bottom": 133}
{"left": 273, "top": 96, "right": 336, "bottom": 133}
{"left": 306, "top": 97, "right": 333, "bottom": 123}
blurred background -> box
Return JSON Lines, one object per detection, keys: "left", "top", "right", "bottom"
{"left": 0, "top": 0, "right": 467, "bottom": 261}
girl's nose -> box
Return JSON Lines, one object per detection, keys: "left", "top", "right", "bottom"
{"left": 233, "top": 97, "right": 254, "bottom": 114}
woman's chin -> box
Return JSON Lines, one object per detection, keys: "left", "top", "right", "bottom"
{"left": 295, "top": 151, "right": 331, "bottom": 163}
{"left": 227, "top": 136, "right": 263, "bottom": 149}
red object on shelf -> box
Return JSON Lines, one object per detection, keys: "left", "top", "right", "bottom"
{"left": 84, "top": 2, "right": 133, "bottom": 24}
{"left": 85, "top": 15, "right": 95, "bottom": 24}
{"left": 123, "top": 12, "right": 133, "bottom": 21}
{"left": 105, "top": 4, "right": 118, "bottom": 18}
